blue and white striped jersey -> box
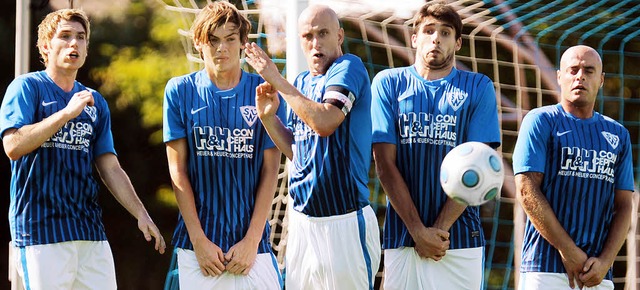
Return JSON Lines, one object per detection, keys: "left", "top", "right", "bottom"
{"left": 513, "top": 104, "right": 635, "bottom": 280}
{"left": 164, "top": 70, "right": 284, "bottom": 253}
{"left": 371, "top": 66, "right": 501, "bottom": 250}
{"left": 288, "top": 53, "right": 372, "bottom": 217}
{"left": 0, "top": 71, "right": 115, "bottom": 246}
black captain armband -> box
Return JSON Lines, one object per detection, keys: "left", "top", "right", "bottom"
{"left": 322, "top": 86, "right": 355, "bottom": 116}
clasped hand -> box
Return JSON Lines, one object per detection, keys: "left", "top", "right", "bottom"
{"left": 193, "top": 237, "right": 258, "bottom": 277}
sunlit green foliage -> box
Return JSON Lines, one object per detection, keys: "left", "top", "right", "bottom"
{"left": 92, "top": 1, "right": 189, "bottom": 144}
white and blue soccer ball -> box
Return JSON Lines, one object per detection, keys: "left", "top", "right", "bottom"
{"left": 439, "top": 141, "right": 504, "bottom": 206}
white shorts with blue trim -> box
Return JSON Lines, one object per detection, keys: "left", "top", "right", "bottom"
{"left": 177, "top": 248, "right": 282, "bottom": 290}
{"left": 383, "top": 246, "right": 484, "bottom": 290}
{"left": 519, "top": 272, "right": 614, "bottom": 290}
{"left": 13, "top": 240, "right": 116, "bottom": 290}
{"left": 285, "top": 204, "right": 381, "bottom": 290}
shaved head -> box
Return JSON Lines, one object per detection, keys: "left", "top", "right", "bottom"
{"left": 298, "top": 5, "right": 340, "bottom": 30}
{"left": 560, "top": 45, "right": 602, "bottom": 73}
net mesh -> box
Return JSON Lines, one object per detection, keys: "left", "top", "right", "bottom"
{"left": 157, "top": 0, "right": 640, "bottom": 289}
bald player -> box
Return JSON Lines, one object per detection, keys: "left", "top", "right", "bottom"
{"left": 513, "top": 45, "right": 635, "bottom": 289}
{"left": 243, "top": 4, "right": 381, "bottom": 290}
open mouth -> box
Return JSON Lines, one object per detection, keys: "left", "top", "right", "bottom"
{"left": 312, "top": 53, "right": 324, "bottom": 59}
{"left": 69, "top": 52, "right": 79, "bottom": 59}
{"left": 572, "top": 85, "right": 586, "bottom": 91}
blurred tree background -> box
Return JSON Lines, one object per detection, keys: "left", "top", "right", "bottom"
{"left": 1, "top": 1, "right": 187, "bottom": 289}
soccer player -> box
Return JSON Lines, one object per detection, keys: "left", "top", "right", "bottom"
{"left": 243, "top": 4, "right": 381, "bottom": 290}
{"left": 513, "top": 45, "right": 635, "bottom": 289}
{"left": 163, "top": 2, "right": 284, "bottom": 289}
{"left": 0, "top": 9, "right": 165, "bottom": 290}
{"left": 370, "top": 3, "right": 501, "bottom": 289}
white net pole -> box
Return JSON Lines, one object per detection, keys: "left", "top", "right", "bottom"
{"left": 15, "top": 0, "right": 30, "bottom": 77}
{"left": 285, "top": 0, "right": 308, "bottom": 82}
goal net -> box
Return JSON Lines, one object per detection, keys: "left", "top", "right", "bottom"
{"left": 157, "top": 0, "right": 640, "bottom": 289}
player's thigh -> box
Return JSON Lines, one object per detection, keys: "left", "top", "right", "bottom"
{"left": 383, "top": 247, "right": 420, "bottom": 290}
{"left": 283, "top": 205, "right": 311, "bottom": 288}
{"left": 321, "top": 207, "right": 380, "bottom": 289}
{"left": 245, "top": 253, "right": 282, "bottom": 290}
{"left": 15, "top": 242, "right": 74, "bottom": 290}
{"left": 15, "top": 241, "right": 94, "bottom": 290}
{"left": 178, "top": 248, "right": 281, "bottom": 290}
{"left": 73, "top": 241, "right": 117, "bottom": 290}
{"left": 439, "top": 247, "right": 484, "bottom": 289}
{"left": 286, "top": 206, "right": 380, "bottom": 290}
{"left": 519, "top": 272, "right": 614, "bottom": 290}
{"left": 384, "top": 247, "right": 483, "bottom": 290}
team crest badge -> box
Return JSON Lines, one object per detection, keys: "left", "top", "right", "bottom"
{"left": 240, "top": 106, "right": 258, "bottom": 127}
{"left": 445, "top": 89, "right": 468, "bottom": 111}
{"left": 601, "top": 131, "right": 619, "bottom": 149}
{"left": 84, "top": 106, "right": 97, "bottom": 122}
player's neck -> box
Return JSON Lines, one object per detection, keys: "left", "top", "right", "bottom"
{"left": 415, "top": 61, "right": 453, "bottom": 81}
{"left": 45, "top": 66, "right": 78, "bottom": 92}
{"left": 207, "top": 67, "right": 242, "bottom": 90}
{"left": 561, "top": 101, "right": 594, "bottom": 119}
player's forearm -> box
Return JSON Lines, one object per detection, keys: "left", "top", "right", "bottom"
{"left": 516, "top": 173, "right": 577, "bottom": 253}
{"left": 172, "top": 176, "right": 208, "bottom": 244}
{"left": 260, "top": 115, "right": 294, "bottom": 159}
{"left": 245, "top": 148, "right": 281, "bottom": 243}
{"left": 386, "top": 186, "right": 425, "bottom": 237}
{"left": 2, "top": 109, "right": 73, "bottom": 160}
{"left": 598, "top": 190, "right": 634, "bottom": 266}
{"left": 374, "top": 154, "right": 424, "bottom": 235}
{"left": 432, "top": 198, "right": 466, "bottom": 232}
{"left": 96, "top": 154, "right": 149, "bottom": 220}
{"left": 166, "top": 140, "right": 208, "bottom": 243}
{"left": 270, "top": 76, "right": 342, "bottom": 137}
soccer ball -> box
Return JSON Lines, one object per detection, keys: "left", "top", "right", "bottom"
{"left": 439, "top": 142, "right": 504, "bottom": 206}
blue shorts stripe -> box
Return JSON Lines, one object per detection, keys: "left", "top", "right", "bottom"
{"left": 19, "top": 247, "right": 31, "bottom": 290}
{"left": 357, "top": 209, "right": 374, "bottom": 290}
{"left": 269, "top": 251, "right": 284, "bottom": 289}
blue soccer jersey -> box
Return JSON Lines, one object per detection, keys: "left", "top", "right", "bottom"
{"left": 0, "top": 71, "right": 116, "bottom": 247}
{"left": 513, "top": 104, "right": 635, "bottom": 280}
{"left": 371, "top": 66, "right": 501, "bottom": 250}
{"left": 163, "top": 70, "right": 285, "bottom": 253}
{"left": 288, "top": 53, "right": 372, "bottom": 217}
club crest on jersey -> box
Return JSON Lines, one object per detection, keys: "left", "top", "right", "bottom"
{"left": 240, "top": 106, "right": 258, "bottom": 127}
{"left": 84, "top": 106, "right": 97, "bottom": 122}
{"left": 601, "top": 131, "right": 619, "bottom": 149}
{"left": 445, "top": 89, "right": 468, "bottom": 111}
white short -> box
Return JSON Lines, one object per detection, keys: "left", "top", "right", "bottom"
{"left": 13, "top": 240, "right": 117, "bottom": 290}
{"left": 177, "top": 248, "right": 282, "bottom": 290}
{"left": 519, "top": 272, "right": 614, "bottom": 290}
{"left": 286, "top": 205, "right": 381, "bottom": 290}
{"left": 383, "top": 246, "right": 484, "bottom": 290}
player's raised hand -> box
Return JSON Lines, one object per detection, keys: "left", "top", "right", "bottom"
{"left": 193, "top": 235, "right": 226, "bottom": 276}
{"left": 64, "top": 89, "right": 94, "bottom": 119}
{"left": 244, "top": 42, "right": 280, "bottom": 83}
{"left": 412, "top": 226, "right": 450, "bottom": 261}
{"left": 579, "top": 256, "right": 608, "bottom": 287}
{"left": 224, "top": 237, "right": 259, "bottom": 275}
{"left": 137, "top": 213, "right": 166, "bottom": 254}
{"left": 558, "top": 245, "right": 588, "bottom": 289}
{"left": 255, "top": 82, "right": 280, "bottom": 120}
